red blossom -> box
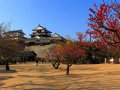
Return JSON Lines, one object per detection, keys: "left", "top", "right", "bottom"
{"left": 88, "top": 2, "right": 120, "bottom": 45}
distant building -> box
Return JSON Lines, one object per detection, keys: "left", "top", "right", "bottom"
{"left": 25, "top": 25, "right": 65, "bottom": 46}
{"left": 31, "top": 24, "right": 52, "bottom": 38}
{"left": 19, "top": 51, "right": 37, "bottom": 62}
{"left": 25, "top": 25, "right": 66, "bottom": 58}
{"left": 3, "top": 25, "right": 66, "bottom": 58}
{"left": 4, "top": 30, "right": 26, "bottom": 40}
{"left": 4, "top": 30, "right": 26, "bottom": 51}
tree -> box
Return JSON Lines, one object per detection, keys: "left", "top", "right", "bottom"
{"left": 88, "top": 1, "right": 120, "bottom": 46}
{"left": 46, "top": 45, "right": 62, "bottom": 69}
{"left": 47, "top": 34, "right": 86, "bottom": 75}
{"left": 0, "top": 23, "right": 19, "bottom": 70}
{"left": 58, "top": 41, "right": 86, "bottom": 75}
{"left": 77, "top": 32, "right": 97, "bottom": 64}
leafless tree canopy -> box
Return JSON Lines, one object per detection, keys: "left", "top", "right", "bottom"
{"left": 0, "top": 23, "right": 21, "bottom": 59}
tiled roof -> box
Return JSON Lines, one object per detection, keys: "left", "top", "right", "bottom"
{"left": 33, "top": 25, "right": 52, "bottom": 33}
{"left": 19, "top": 51, "right": 37, "bottom": 57}
{"left": 4, "top": 30, "right": 25, "bottom": 35}
{"left": 25, "top": 38, "right": 51, "bottom": 44}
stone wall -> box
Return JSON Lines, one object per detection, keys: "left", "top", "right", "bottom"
{"left": 25, "top": 44, "right": 56, "bottom": 58}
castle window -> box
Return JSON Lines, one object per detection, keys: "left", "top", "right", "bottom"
{"left": 14, "top": 33, "right": 18, "bottom": 36}
{"left": 20, "top": 34, "right": 23, "bottom": 37}
{"left": 41, "top": 30, "right": 44, "bottom": 32}
{"left": 37, "top": 30, "right": 40, "bottom": 33}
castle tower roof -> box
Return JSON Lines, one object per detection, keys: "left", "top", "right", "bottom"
{"left": 30, "top": 24, "right": 52, "bottom": 38}
{"left": 33, "top": 24, "right": 52, "bottom": 33}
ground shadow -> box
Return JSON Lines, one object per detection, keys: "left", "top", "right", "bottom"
{"left": 24, "top": 88, "right": 56, "bottom": 90}
{"left": 0, "top": 76, "right": 14, "bottom": 81}
{"left": 0, "top": 82, "right": 5, "bottom": 86}
{"left": 0, "top": 70, "right": 17, "bottom": 73}
{"left": 105, "top": 71, "right": 120, "bottom": 75}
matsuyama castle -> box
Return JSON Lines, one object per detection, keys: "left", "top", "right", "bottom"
{"left": 25, "top": 24, "right": 65, "bottom": 46}
{"left": 4, "top": 24, "right": 65, "bottom": 45}
{"left": 4, "top": 25, "right": 66, "bottom": 57}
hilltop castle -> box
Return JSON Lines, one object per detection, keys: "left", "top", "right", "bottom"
{"left": 25, "top": 25, "right": 65, "bottom": 46}
{"left": 5, "top": 25, "right": 65, "bottom": 58}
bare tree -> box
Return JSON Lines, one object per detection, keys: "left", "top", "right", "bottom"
{"left": 0, "top": 23, "right": 19, "bottom": 70}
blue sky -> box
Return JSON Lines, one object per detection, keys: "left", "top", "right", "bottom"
{"left": 0, "top": 0, "right": 119, "bottom": 39}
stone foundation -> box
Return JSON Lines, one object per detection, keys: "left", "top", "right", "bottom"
{"left": 25, "top": 44, "right": 56, "bottom": 58}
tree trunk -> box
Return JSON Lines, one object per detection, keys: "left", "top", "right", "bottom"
{"left": 52, "top": 61, "right": 60, "bottom": 69}
{"left": 55, "top": 66, "right": 58, "bottom": 69}
{"left": 52, "top": 62, "right": 55, "bottom": 68}
{"left": 55, "top": 63, "right": 59, "bottom": 69}
{"left": 6, "top": 59, "right": 10, "bottom": 70}
{"left": 66, "top": 63, "right": 70, "bottom": 75}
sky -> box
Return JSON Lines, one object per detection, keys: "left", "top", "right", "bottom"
{"left": 0, "top": 0, "right": 119, "bottom": 39}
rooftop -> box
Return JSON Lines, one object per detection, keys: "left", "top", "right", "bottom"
{"left": 4, "top": 30, "right": 25, "bottom": 35}
{"left": 33, "top": 24, "right": 52, "bottom": 33}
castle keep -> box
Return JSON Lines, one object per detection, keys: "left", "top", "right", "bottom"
{"left": 5, "top": 25, "right": 65, "bottom": 58}
{"left": 25, "top": 25, "right": 65, "bottom": 46}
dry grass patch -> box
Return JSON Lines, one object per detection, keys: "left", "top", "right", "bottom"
{"left": 0, "top": 63, "right": 120, "bottom": 90}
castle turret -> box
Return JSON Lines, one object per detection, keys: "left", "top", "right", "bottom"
{"left": 4, "top": 30, "right": 25, "bottom": 39}
{"left": 30, "top": 25, "right": 52, "bottom": 39}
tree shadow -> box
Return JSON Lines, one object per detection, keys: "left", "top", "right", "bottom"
{"left": 76, "top": 67, "right": 98, "bottom": 71}
{"left": 0, "top": 82, "right": 5, "bottom": 86}
{"left": 0, "top": 76, "right": 14, "bottom": 80}
{"left": 1, "top": 73, "right": 112, "bottom": 90}
{"left": 2, "top": 81, "right": 59, "bottom": 90}
{"left": 0, "top": 70, "right": 17, "bottom": 73}
{"left": 24, "top": 88, "right": 56, "bottom": 90}
{"left": 105, "top": 71, "right": 120, "bottom": 75}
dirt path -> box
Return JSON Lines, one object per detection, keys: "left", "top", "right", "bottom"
{"left": 0, "top": 63, "right": 120, "bottom": 90}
